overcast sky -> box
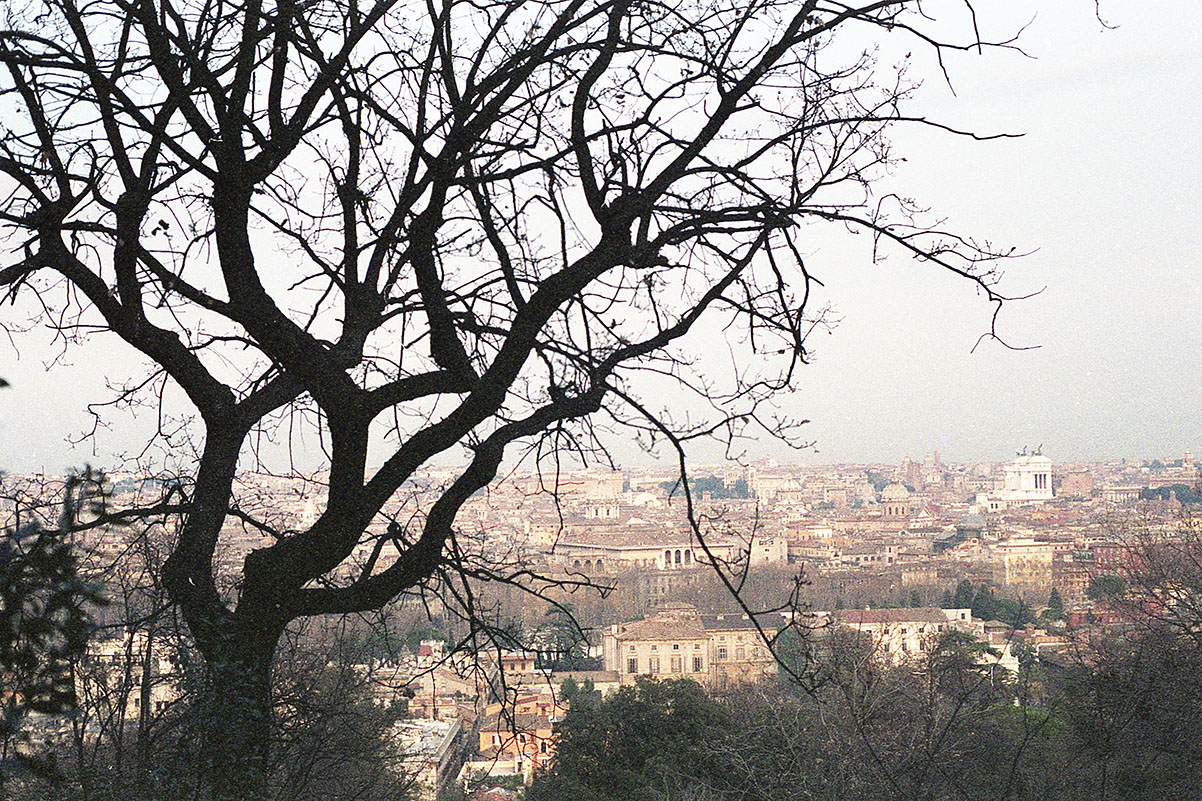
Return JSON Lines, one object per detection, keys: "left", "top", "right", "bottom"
{"left": 766, "top": 0, "right": 1202, "bottom": 467}
{"left": 1, "top": 0, "right": 1198, "bottom": 474}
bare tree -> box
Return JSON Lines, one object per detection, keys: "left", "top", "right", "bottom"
{"left": 1062, "top": 507, "right": 1202, "bottom": 800}
{"left": 0, "top": 0, "right": 1025, "bottom": 793}
{"left": 66, "top": 515, "right": 196, "bottom": 800}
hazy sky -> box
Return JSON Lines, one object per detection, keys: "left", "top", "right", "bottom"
{"left": 770, "top": 0, "right": 1202, "bottom": 466}
{"left": 1, "top": 1, "right": 1199, "bottom": 473}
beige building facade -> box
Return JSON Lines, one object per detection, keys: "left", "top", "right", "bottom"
{"left": 991, "top": 537, "right": 1056, "bottom": 600}
{"left": 824, "top": 607, "right": 978, "bottom": 663}
{"left": 603, "top": 604, "right": 778, "bottom": 688}
{"left": 553, "top": 527, "right": 743, "bottom": 574}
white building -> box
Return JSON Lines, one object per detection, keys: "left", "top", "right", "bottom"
{"left": 880, "top": 482, "right": 913, "bottom": 518}
{"left": 748, "top": 535, "right": 789, "bottom": 566}
{"left": 977, "top": 455, "right": 1055, "bottom": 509}
{"left": 552, "top": 526, "right": 743, "bottom": 573}
{"left": 395, "top": 718, "right": 463, "bottom": 801}
{"left": 823, "top": 607, "right": 979, "bottom": 663}
{"left": 995, "top": 455, "right": 1053, "bottom": 503}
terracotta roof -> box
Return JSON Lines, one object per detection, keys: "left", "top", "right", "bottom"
{"left": 614, "top": 617, "right": 708, "bottom": 641}
{"left": 701, "top": 613, "right": 782, "bottom": 632}
{"left": 559, "top": 528, "right": 695, "bottom": 548}
{"left": 477, "top": 712, "right": 554, "bottom": 733}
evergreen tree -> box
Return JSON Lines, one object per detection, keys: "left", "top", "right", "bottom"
{"left": 972, "top": 584, "right": 996, "bottom": 621}
{"left": 953, "top": 579, "right": 975, "bottom": 609}
{"left": 528, "top": 678, "right": 731, "bottom": 801}
{"left": 1047, "top": 588, "right": 1065, "bottom": 621}
{"left": 0, "top": 500, "right": 103, "bottom": 783}
{"left": 1088, "top": 575, "right": 1126, "bottom": 601}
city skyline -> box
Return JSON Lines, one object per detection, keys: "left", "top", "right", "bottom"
{"left": 3, "top": 3, "right": 1199, "bottom": 798}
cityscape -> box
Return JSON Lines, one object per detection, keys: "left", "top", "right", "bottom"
{"left": 1, "top": 0, "right": 1200, "bottom": 800}
{"left": 5, "top": 450, "right": 1200, "bottom": 798}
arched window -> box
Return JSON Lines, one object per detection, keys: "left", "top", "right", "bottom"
{"left": 664, "top": 549, "right": 672, "bottom": 566}
{"left": 684, "top": 550, "right": 692, "bottom": 564}
{"left": 595, "top": 559, "right": 603, "bottom": 571}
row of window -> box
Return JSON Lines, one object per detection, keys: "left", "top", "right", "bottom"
{"left": 663, "top": 549, "right": 694, "bottom": 566}
{"left": 717, "top": 646, "right": 759, "bottom": 660}
{"left": 627, "top": 655, "right": 706, "bottom": 674}
{"left": 490, "top": 734, "right": 550, "bottom": 753}
{"left": 626, "top": 643, "right": 763, "bottom": 660}
{"left": 122, "top": 697, "right": 172, "bottom": 713}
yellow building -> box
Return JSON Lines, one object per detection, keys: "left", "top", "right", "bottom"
{"left": 476, "top": 693, "right": 565, "bottom": 778}
{"left": 603, "top": 604, "right": 779, "bottom": 688}
{"left": 991, "top": 537, "right": 1056, "bottom": 600}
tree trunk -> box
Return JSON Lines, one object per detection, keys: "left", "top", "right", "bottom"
{"left": 193, "top": 620, "right": 283, "bottom": 801}
{"left": 135, "top": 622, "right": 156, "bottom": 792}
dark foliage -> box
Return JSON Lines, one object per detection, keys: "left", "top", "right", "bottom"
{"left": 528, "top": 677, "right": 731, "bottom": 801}
{"left": 1140, "top": 485, "right": 1201, "bottom": 504}
{"left": 1087, "top": 575, "right": 1126, "bottom": 601}
{"left": 0, "top": 472, "right": 104, "bottom": 788}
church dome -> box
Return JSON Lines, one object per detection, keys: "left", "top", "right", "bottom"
{"left": 957, "top": 513, "right": 987, "bottom": 531}
{"left": 881, "top": 482, "right": 911, "bottom": 502}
